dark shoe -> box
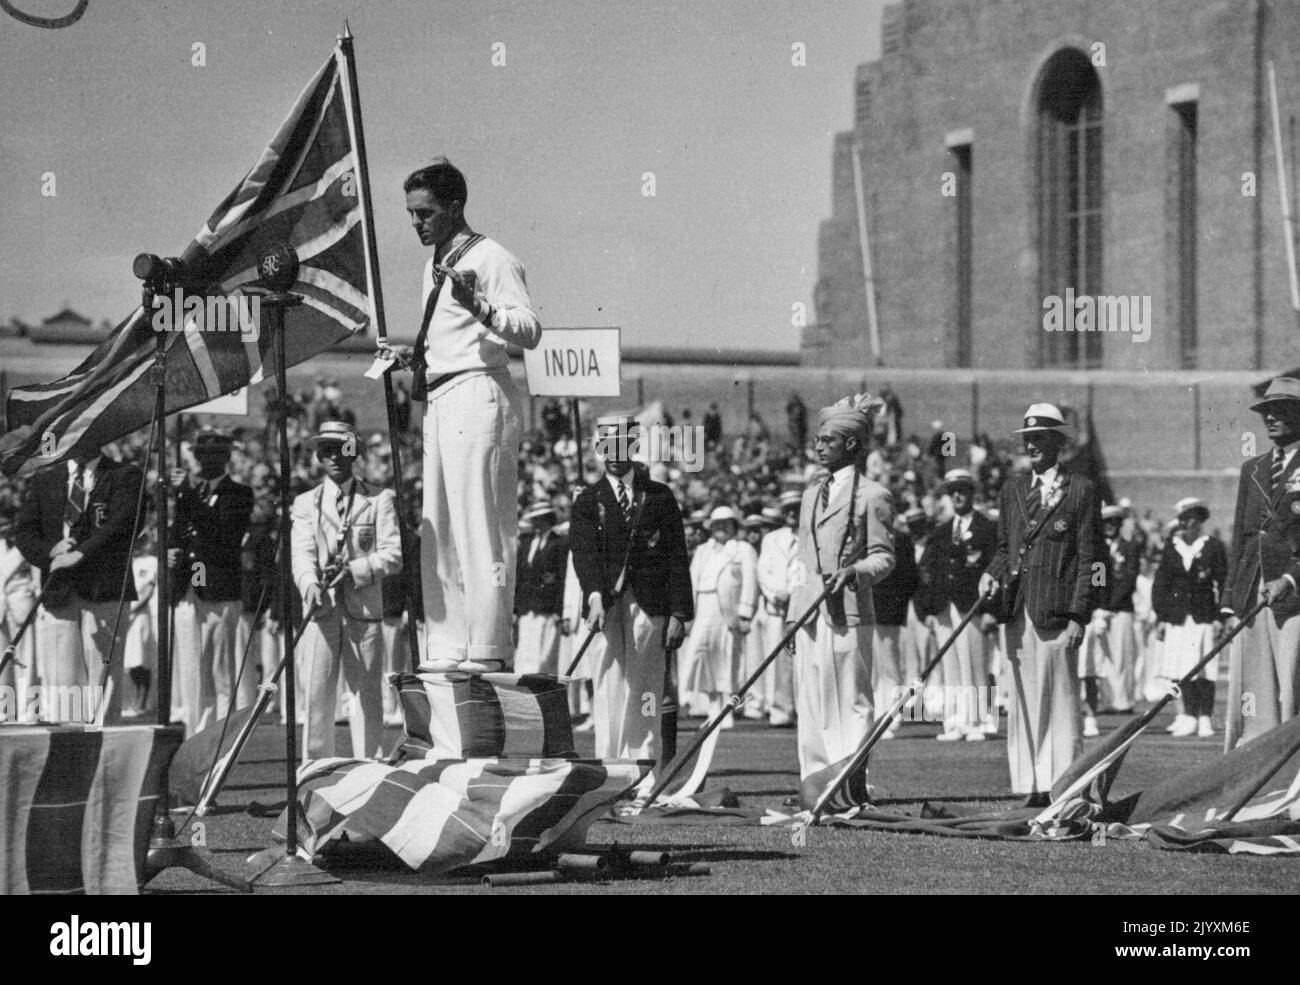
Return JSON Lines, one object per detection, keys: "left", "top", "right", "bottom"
{"left": 1022, "top": 792, "right": 1051, "bottom": 809}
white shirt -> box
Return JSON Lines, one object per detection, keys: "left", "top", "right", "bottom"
{"left": 604, "top": 471, "right": 636, "bottom": 505}
{"left": 951, "top": 510, "right": 972, "bottom": 542}
{"left": 65, "top": 455, "right": 102, "bottom": 538}
{"left": 421, "top": 233, "right": 541, "bottom": 376}
{"left": 1029, "top": 465, "right": 1059, "bottom": 506}
{"left": 1272, "top": 438, "right": 1300, "bottom": 472}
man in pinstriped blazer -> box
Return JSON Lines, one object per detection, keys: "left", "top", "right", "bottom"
{"left": 980, "top": 403, "right": 1103, "bottom": 804}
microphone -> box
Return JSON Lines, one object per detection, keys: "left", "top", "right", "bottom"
{"left": 257, "top": 242, "right": 299, "bottom": 293}
{"left": 133, "top": 254, "right": 185, "bottom": 289}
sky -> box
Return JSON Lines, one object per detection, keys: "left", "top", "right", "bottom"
{"left": 0, "top": 0, "right": 884, "bottom": 349}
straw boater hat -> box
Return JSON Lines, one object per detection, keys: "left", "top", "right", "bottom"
{"left": 760, "top": 505, "right": 784, "bottom": 525}
{"left": 305, "top": 420, "right": 357, "bottom": 448}
{"left": 685, "top": 509, "right": 709, "bottom": 528}
{"left": 742, "top": 513, "right": 767, "bottom": 530}
{"left": 705, "top": 505, "right": 741, "bottom": 530}
{"left": 1014, "top": 403, "right": 1072, "bottom": 436}
{"left": 943, "top": 468, "right": 977, "bottom": 491}
{"left": 1174, "top": 497, "right": 1209, "bottom": 522}
{"left": 192, "top": 427, "right": 235, "bottom": 452}
{"left": 1100, "top": 503, "right": 1125, "bottom": 521}
{"left": 522, "top": 502, "right": 556, "bottom": 524}
{"left": 779, "top": 489, "right": 803, "bottom": 509}
{"left": 1250, "top": 377, "right": 1300, "bottom": 413}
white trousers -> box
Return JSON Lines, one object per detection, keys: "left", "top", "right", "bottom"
{"left": 794, "top": 617, "right": 873, "bottom": 779}
{"left": 515, "top": 612, "right": 561, "bottom": 676}
{"left": 420, "top": 370, "right": 522, "bottom": 666}
{"left": 592, "top": 594, "right": 665, "bottom": 790}
{"left": 756, "top": 609, "right": 794, "bottom": 715}
{"left": 0, "top": 589, "right": 37, "bottom": 721}
{"left": 301, "top": 608, "right": 384, "bottom": 760}
{"left": 936, "top": 602, "right": 991, "bottom": 728}
{"left": 1225, "top": 586, "right": 1300, "bottom": 749}
{"left": 1005, "top": 613, "right": 1081, "bottom": 795}
{"left": 173, "top": 594, "right": 241, "bottom": 737}
{"left": 34, "top": 600, "right": 124, "bottom": 724}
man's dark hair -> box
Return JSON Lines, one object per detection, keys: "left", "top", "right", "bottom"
{"left": 403, "top": 157, "right": 468, "bottom": 207}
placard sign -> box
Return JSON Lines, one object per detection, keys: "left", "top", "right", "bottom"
{"left": 522, "top": 327, "right": 620, "bottom": 397}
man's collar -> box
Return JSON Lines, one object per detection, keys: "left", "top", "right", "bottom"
{"left": 1031, "top": 464, "right": 1059, "bottom": 486}
{"left": 69, "top": 454, "right": 102, "bottom": 476}
{"left": 1275, "top": 437, "right": 1300, "bottom": 459}
{"left": 434, "top": 226, "right": 475, "bottom": 265}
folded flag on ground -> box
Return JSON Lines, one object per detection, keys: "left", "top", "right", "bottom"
{"left": 275, "top": 756, "right": 648, "bottom": 874}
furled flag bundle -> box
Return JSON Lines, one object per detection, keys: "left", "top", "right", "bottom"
{"left": 0, "top": 45, "right": 375, "bottom": 476}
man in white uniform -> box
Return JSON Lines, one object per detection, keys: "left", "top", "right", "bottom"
{"left": 384, "top": 158, "right": 541, "bottom": 674}
{"left": 756, "top": 494, "right": 801, "bottom": 726}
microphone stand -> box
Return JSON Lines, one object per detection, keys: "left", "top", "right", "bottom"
{"left": 136, "top": 258, "right": 248, "bottom": 892}
{"left": 244, "top": 243, "right": 339, "bottom": 887}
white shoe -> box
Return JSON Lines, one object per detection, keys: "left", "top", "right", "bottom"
{"left": 573, "top": 717, "right": 595, "bottom": 733}
{"left": 1196, "top": 716, "right": 1216, "bottom": 738}
{"left": 935, "top": 728, "right": 963, "bottom": 742}
{"left": 881, "top": 727, "right": 896, "bottom": 740}
{"left": 458, "top": 658, "right": 504, "bottom": 674}
{"left": 1169, "top": 714, "right": 1197, "bottom": 737}
{"left": 980, "top": 718, "right": 999, "bottom": 735}
{"left": 1083, "top": 715, "right": 1099, "bottom": 738}
{"left": 963, "top": 728, "right": 985, "bottom": 742}
{"left": 419, "top": 657, "right": 461, "bottom": 673}
{"left": 768, "top": 709, "right": 793, "bottom": 727}
{"left": 383, "top": 712, "right": 404, "bottom": 728}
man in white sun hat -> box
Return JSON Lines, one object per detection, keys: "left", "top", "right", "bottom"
{"left": 1222, "top": 376, "right": 1300, "bottom": 748}
{"left": 980, "top": 402, "right": 1103, "bottom": 806}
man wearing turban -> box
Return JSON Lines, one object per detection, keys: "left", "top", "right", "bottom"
{"left": 787, "top": 394, "right": 896, "bottom": 803}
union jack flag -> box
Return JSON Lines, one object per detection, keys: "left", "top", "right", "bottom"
{"left": 0, "top": 42, "right": 376, "bottom": 477}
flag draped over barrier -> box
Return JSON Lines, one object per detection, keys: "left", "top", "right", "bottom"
{"left": 275, "top": 757, "right": 649, "bottom": 874}
{"left": 0, "top": 45, "right": 373, "bottom": 477}
{"left": 0, "top": 724, "right": 182, "bottom": 894}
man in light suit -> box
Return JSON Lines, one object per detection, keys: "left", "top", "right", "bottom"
{"left": 787, "top": 395, "right": 895, "bottom": 785}
{"left": 980, "top": 403, "right": 1102, "bottom": 805}
{"left": 292, "top": 422, "right": 402, "bottom": 759}
{"left": 1222, "top": 377, "right": 1300, "bottom": 748}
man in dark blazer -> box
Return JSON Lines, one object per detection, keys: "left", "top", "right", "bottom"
{"left": 514, "top": 501, "right": 569, "bottom": 675}
{"left": 14, "top": 447, "right": 145, "bottom": 723}
{"left": 169, "top": 429, "right": 254, "bottom": 736}
{"left": 1222, "top": 377, "right": 1300, "bottom": 748}
{"left": 1081, "top": 504, "right": 1142, "bottom": 730}
{"left": 919, "top": 469, "right": 999, "bottom": 740}
{"left": 869, "top": 520, "right": 919, "bottom": 739}
{"left": 980, "top": 403, "right": 1102, "bottom": 804}
{"left": 571, "top": 416, "right": 692, "bottom": 798}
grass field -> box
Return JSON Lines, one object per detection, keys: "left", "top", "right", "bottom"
{"left": 145, "top": 704, "right": 1300, "bottom": 896}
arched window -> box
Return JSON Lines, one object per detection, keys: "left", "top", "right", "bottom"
{"left": 1036, "top": 49, "right": 1103, "bottom": 368}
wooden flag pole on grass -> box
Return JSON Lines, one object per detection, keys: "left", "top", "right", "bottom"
{"left": 809, "top": 588, "right": 993, "bottom": 823}
{"left": 641, "top": 544, "right": 870, "bottom": 808}
{"left": 338, "top": 25, "right": 422, "bottom": 673}
{"left": 1034, "top": 594, "right": 1271, "bottom": 824}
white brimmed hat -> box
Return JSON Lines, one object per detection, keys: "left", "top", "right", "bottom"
{"left": 943, "top": 468, "right": 977, "bottom": 490}
{"left": 705, "top": 506, "right": 740, "bottom": 530}
{"left": 1014, "top": 403, "right": 1071, "bottom": 435}
{"left": 305, "top": 420, "right": 357, "bottom": 448}
{"left": 1100, "top": 503, "right": 1125, "bottom": 521}
{"left": 1174, "top": 497, "right": 1209, "bottom": 521}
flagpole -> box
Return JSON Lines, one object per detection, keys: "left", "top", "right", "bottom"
{"left": 337, "top": 25, "right": 423, "bottom": 671}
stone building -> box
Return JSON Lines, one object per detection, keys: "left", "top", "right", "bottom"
{"left": 806, "top": 0, "right": 1300, "bottom": 372}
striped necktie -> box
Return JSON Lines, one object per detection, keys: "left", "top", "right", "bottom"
{"left": 616, "top": 480, "right": 630, "bottom": 520}
{"left": 336, "top": 483, "right": 348, "bottom": 522}
{"left": 1272, "top": 448, "right": 1287, "bottom": 494}
{"left": 1026, "top": 477, "right": 1043, "bottom": 522}
{"left": 65, "top": 464, "right": 86, "bottom": 530}
{"left": 819, "top": 477, "right": 832, "bottom": 513}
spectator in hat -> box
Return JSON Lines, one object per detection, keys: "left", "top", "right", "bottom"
{"left": 756, "top": 492, "right": 801, "bottom": 727}
{"left": 292, "top": 421, "right": 401, "bottom": 759}
{"left": 514, "top": 502, "right": 568, "bottom": 676}
{"left": 1222, "top": 377, "right": 1300, "bottom": 748}
{"left": 169, "top": 428, "right": 254, "bottom": 736}
{"left": 979, "top": 402, "right": 1103, "bottom": 805}
{"left": 1153, "top": 498, "right": 1227, "bottom": 738}
{"left": 684, "top": 505, "right": 758, "bottom": 726}
{"left": 1077, "top": 503, "right": 1141, "bottom": 736}
{"left": 870, "top": 511, "right": 921, "bottom": 740}
{"left": 917, "top": 468, "right": 999, "bottom": 741}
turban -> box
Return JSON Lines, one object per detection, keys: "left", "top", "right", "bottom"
{"left": 816, "top": 392, "right": 880, "bottom": 442}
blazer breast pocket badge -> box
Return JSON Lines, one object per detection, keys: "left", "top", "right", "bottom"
{"left": 93, "top": 503, "right": 108, "bottom": 527}
{"left": 353, "top": 524, "right": 375, "bottom": 553}
{"left": 1052, "top": 519, "right": 1068, "bottom": 534}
